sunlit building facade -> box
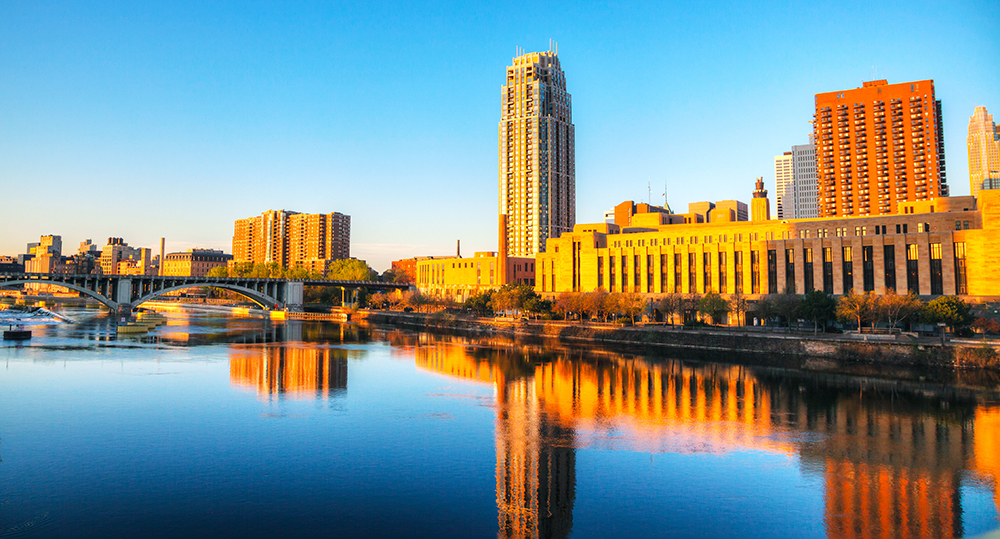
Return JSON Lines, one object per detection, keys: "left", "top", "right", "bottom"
{"left": 968, "top": 105, "right": 1000, "bottom": 199}
{"left": 163, "top": 249, "right": 233, "bottom": 277}
{"left": 814, "top": 80, "right": 947, "bottom": 217}
{"left": 500, "top": 49, "right": 575, "bottom": 257}
{"left": 415, "top": 251, "right": 535, "bottom": 302}
{"left": 536, "top": 181, "right": 997, "bottom": 299}
{"left": 231, "top": 210, "right": 350, "bottom": 272}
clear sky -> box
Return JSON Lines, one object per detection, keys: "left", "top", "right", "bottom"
{"left": 2, "top": 0, "right": 997, "bottom": 272}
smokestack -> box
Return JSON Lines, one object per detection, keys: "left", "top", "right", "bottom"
{"left": 498, "top": 214, "right": 508, "bottom": 286}
{"left": 159, "top": 238, "right": 165, "bottom": 276}
{"left": 456, "top": 239, "right": 460, "bottom": 258}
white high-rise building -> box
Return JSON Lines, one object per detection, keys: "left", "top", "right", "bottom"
{"left": 774, "top": 144, "right": 817, "bottom": 219}
{"left": 499, "top": 49, "right": 575, "bottom": 257}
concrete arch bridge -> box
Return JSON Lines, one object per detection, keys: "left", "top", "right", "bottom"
{"left": 0, "top": 273, "right": 409, "bottom": 315}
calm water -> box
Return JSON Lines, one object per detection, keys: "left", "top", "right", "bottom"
{"left": 2, "top": 307, "right": 999, "bottom": 538}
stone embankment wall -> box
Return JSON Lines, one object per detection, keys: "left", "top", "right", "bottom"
{"left": 362, "top": 311, "right": 1000, "bottom": 370}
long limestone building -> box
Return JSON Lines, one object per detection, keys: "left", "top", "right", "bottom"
{"left": 536, "top": 185, "right": 1000, "bottom": 300}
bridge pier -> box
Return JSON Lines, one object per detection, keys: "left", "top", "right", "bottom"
{"left": 284, "top": 281, "right": 303, "bottom": 312}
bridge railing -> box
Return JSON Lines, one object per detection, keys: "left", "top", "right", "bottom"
{"left": 1, "top": 272, "right": 411, "bottom": 288}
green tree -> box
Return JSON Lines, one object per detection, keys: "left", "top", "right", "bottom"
{"left": 753, "top": 296, "right": 776, "bottom": 328}
{"left": 206, "top": 266, "right": 229, "bottom": 278}
{"left": 799, "top": 290, "right": 837, "bottom": 333}
{"left": 327, "top": 259, "right": 378, "bottom": 281}
{"left": 773, "top": 293, "right": 801, "bottom": 330}
{"left": 921, "top": 296, "right": 974, "bottom": 332}
{"left": 465, "top": 290, "right": 494, "bottom": 317}
{"left": 697, "top": 292, "right": 729, "bottom": 325}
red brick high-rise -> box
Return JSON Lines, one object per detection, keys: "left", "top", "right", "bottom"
{"left": 814, "top": 79, "right": 946, "bottom": 217}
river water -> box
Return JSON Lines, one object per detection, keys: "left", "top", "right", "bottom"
{"left": 2, "top": 306, "right": 999, "bottom": 538}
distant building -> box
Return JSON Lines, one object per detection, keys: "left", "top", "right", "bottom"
{"left": 163, "top": 249, "right": 233, "bottom": 277}
{"left": 774, "top": 144, "right": 818, "bottom": 219}
{"left": 814, "top": 79, "right": 946, "bottom": 217}
{"left": 100, "top": 238, "right": 153, "bottom": 276}
{"left": 613, "top": 201, "right": 671, "bottom": 228}
{"left": 78, "top": 239, "right": 100, "bottom": 256}
{"left": 232, "top": 210, "right": 350, "bottom": 273}
{"left": 26, "top": 235, "right": 62, "bottom": 257}
{"left": 0, "top": 256, "right": 23, "bottom": 273}
{"left": 416, "top": 252, "right": 535, "bottom": 302}
{"left": 968, "top": 106, "right": 1000, "bottom": 199}
{"left": 500, "top": 49, "right": 575, "bottom": 257}
{"left": 751, "top": 178, "right": 771, "bottom": 221}
{"left": 690, "top": 200, "right": 748, "bottom": 223}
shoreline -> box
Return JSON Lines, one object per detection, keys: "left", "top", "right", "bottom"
{"left": 359, "top": 309, "right": 1000, "bottom": 375}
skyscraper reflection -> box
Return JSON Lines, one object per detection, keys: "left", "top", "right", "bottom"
{"left": 413, "top": 337, "right": 999, "bottom": 539}
{"left": 229, "top": 344, "right": 349, "bottom": 401}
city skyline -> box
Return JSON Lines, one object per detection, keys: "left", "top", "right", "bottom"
{"left": 1, "top": 1, "right": 998, "bottom": 271}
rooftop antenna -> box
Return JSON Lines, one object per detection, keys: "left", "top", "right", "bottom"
{"left": 648, "top": 179, "right": 652, "bottom": 205}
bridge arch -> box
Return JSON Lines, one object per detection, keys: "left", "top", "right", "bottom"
{"left": 132, "top": 283, "right": 280, "bottom": 310}
{"left": 0, "top": 280, "right": 118, "bottom": 310}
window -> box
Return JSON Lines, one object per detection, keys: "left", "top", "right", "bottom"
{"left": 803, "top": 248, "right": 814, "bottom": 293}
{"left": 703, "top": 253, "right": 712, "bottom": 293}
{"left": 906, "top": 244, "right": 919, "bottom": 293}
{"left": 842, "top": 247, "right": 854, "bottom": 292}
{"left": 734, "top": 251, "right": 744, "bottom": 294}
{"left": 784, "top": 249, "right": 795, "bottom": 294}
{"left": 929, "top": 243, "right": 943, "bottom": 295}
{"left": 751, "top": 251, "right": 760, "bottom": 294}
{"left": 688, "top": 253, "right": 697, "bottom": 293}
{"left": 954, "top": 243, "right": 967, "bottom": 295}
{"left": 862, "top": 246, "right": 874, "bottom": 292}
{"left": 767, "top": 250, "right": 777, "bottom": 294}
{"left": 673, "top": 254, "right": 682, "bottom": 293}
{"left": 718, "top": 252, "right": 728, "bottom": 294}
{"left": 823, "top": 248, "right": 835, "bottom": 294}
{"left": 884, "top": 245, "right": 896, "bottom": 291}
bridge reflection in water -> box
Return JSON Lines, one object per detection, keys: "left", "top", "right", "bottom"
{"left": 407, "top": 334, "right": 1000, "bottom": 539}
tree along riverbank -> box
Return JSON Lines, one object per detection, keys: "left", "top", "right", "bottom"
{"left": 361, "top": 309, "right": 1000, "bottom": 373}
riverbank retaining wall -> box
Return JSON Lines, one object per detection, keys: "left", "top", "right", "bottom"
{"left": 361, "top": 310, "right": 1000, "bottom": 370}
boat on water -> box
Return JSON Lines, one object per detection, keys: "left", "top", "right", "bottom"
{"left": 4, "top": 324, "right": 31, "bottom": 340}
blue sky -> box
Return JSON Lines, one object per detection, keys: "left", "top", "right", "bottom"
{"left": 2, "top": 0, "right": 997, "bottom": 271}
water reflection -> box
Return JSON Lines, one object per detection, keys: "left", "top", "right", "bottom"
{"left": 403, "top": 334, "right": 999, "bottom": 539}
{"left": 229, "top": 345, "right": 352, "bottom": 401}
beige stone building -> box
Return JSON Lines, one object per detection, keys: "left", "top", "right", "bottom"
{"left": 537, "top": 185, "right": 1000, "bottom": 300}
{"left": 416, "top": 251, "right": 535, "bottom": 302}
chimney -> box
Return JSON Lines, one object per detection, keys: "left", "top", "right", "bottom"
{"left": 456, "top": 239, "right": 461, "bottom": 258}
{"left": 159, "top": 238, "right": 165, "bottom": 276}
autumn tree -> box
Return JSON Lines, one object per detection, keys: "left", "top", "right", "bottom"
{"left": 876, "top": 290, "right": 923, "bottom": 331}
{"left": 837, "top": 290, "right": 876, "bottom": 331}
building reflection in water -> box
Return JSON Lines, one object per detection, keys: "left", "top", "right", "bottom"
{"left": 410, "top": 334, "right": 999, "bottom": 539}
{"left": 229, "top": 344, "right": 350, "bottom": 401}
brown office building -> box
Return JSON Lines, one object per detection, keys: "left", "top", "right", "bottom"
{"left": 814, "top": 79, "right": 946, "bottom": 218}
{"left": 232, "top": 210, "right": 350, "bottom": 272}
